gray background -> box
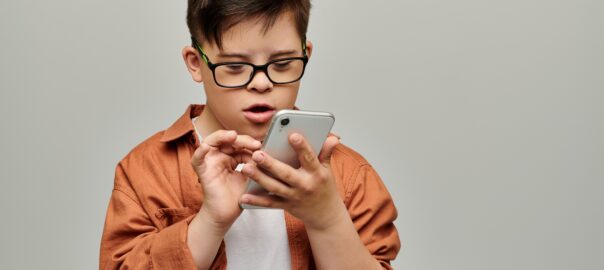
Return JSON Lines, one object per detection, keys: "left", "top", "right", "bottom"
{"left": 1, "top": 0, "right": 602, "bottom": 269}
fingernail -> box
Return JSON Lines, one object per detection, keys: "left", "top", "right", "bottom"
{"left": 228, "top": 130, "right": 236, "bottom": 136}
{"left": 253, "top": 152, "right": 264, "bottom": 163}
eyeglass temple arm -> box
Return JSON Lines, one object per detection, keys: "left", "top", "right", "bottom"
{"left": 190, "top": 37, "right": 210, "bottom": 64}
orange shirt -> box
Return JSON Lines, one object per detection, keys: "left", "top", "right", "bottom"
{"left": 100, "top": 104, "right": 400, "bottom": 269}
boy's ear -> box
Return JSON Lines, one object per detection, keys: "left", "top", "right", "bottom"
{"left": 305, "top": 39, "right": 313, "bottom": 59}
{"left": 182, "top": 46, "right": 204, "bottom": 83}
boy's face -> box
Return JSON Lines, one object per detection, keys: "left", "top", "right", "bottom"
{"left": 184, "top": 12, "right": 312, "bottom": 140}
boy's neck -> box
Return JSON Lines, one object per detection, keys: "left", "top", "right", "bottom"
{"left": 195, "top": 104, "right": 223, "bottom": 139}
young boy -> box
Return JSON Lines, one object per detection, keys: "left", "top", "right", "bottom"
{"left": 100, "top": 1, "right": 400, "bottom": 269}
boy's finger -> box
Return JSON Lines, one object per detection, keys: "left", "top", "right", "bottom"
{"left": 219, "top": 135, "right": 261, "bottom": 155}
{"left": 241, "top": 164, "right": 293, "bottom": 198}
{"left": 239, "top": 194, "right": 287, "bottom": 209}
{"left": 251, "top": 151, "right": 302, "bottom": 187}
{"left": 234, "top": 149, "right": 254, "bottom": 164}
{"left": 219, "top": 145, "right": 236, "bottom": 155}
{"left": 232, "top": 135, "right": 262, "bottom": 151}
{"left": 212, "top": 134, "right": 260, "bottom": 155}
{"left": 289, "top": 133, "right": 321, "bottom": 172}
{"left": 191, "top": 143, "right": 211, "bottom": 167}
{"left": 203, "top": 130, "right": 238, "bottom": 148}
{"left": 318, "top": 135, "right": 340, "bottom": 165}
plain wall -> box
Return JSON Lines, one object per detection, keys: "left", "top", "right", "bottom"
{"left": 1, "top": 0, "right": 602, "bottom": 269}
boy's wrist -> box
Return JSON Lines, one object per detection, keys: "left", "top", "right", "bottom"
{"left": 195, "top": 207, "right": 232, "bottom": 236}
{"left": 304, "top": 199, "right": 350, "bottom": 232}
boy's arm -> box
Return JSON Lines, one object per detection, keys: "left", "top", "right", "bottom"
{"left": 186, "top": 208, "right": 230, "bottom": 270}
{"left": 99, "top": 164, "right": 202, "bottom": 270}
{"left": 307, "top": 164, "right": 400, "bottom": 270}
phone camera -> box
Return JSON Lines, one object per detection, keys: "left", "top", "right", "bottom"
{"left": 280, "top": 118, "right": 290, "bottom": 126}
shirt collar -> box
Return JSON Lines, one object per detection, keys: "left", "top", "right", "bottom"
{"left": 160, "top": 104, "right": 204, "bottom": 143}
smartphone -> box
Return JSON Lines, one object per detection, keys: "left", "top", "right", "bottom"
{"left": 240, "top": 109, "right": 335, "bottom": 209}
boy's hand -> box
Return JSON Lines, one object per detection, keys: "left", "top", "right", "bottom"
{"left": 240, "top": 133, "right": 345, "bottom": 231}
{"left": 191, "top": 130, "right": 261, "bottom": 231}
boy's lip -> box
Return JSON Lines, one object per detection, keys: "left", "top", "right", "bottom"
{"left": 243, "top": 103, "right": 275, "bottom": 111}
{"left": 243, "top": 110, "right": 276, "bottom": 124}
{"left": 242, "top": 103, "right": 276, "bottom": 124}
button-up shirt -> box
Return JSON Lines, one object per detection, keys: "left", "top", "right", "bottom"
{"left": 100, "top": 104, "right": 401, "bottom": 269}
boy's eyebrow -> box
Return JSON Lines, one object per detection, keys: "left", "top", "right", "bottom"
{"left": 269, "top": 49, "right": 299, "bottom": 58}
{"left": 217, "top": 52, "right": 250, "bottom": 59}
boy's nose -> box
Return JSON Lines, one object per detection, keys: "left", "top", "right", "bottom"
{"left": 246, "top": 71, "right": 273, "bottom": 93}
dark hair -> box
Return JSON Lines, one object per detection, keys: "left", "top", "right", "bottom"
{"left": 186, "top": 0, "right": 311, "bottom": 49}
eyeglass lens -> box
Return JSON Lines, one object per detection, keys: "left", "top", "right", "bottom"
{"left": 214, "top": 58, "right": 305, "bottom": 87}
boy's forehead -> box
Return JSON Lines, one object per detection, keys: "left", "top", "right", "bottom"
{"left": 203, "top": 12, "right": 302, "bottom": 53}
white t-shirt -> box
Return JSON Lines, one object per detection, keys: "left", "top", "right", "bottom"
{"left": 192, "top": 117, "right": 291, "bottom": 270}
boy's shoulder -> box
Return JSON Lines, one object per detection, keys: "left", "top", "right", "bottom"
{"left": 331, "top": 142, "right": 371, "bottom": 168}
{"left": 329, "top": 142, "right": 385, "bottom": 203}
{"left": 117, "top": 130, "right": 178, "bottom": 168}
{"left": 118, "top": 104, "right": 201, "bottom": 167}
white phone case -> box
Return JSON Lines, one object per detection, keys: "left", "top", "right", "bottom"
{"left": 241, "top": 109, "right": 335, "bottom": 209}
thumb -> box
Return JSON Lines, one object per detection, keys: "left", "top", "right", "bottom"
{"left": 318, "top": 135, "right": 340, "bottom": 165}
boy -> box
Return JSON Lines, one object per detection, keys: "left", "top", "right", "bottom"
{"left": 100, "top": 1, "right": 400, "bottom": 269}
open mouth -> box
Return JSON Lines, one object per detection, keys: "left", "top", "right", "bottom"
{"left": 247, "top": 105, "right": 273, "bottom": 113}
{"left": 243, "top": 104, "right": 276, "bottom": 124}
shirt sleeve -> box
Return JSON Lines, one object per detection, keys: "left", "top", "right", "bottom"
{"left": 346, "top": 164, "right": 401, "bottom": 270}
{"left": 99, "top": 165, "right": 199, "bottom": 270}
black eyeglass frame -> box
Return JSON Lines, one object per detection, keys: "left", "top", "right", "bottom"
{"left": 191, "top": 37, "right": 309, "bottom": 88}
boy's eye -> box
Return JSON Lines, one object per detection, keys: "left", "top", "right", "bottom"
{"left": 271, "top": 60, "right": 293, "bottom": 70}
{"left": 223, "top": 64, "right": 247, "bottom": 73}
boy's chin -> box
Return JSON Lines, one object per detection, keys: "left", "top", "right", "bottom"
{"left": 241, "top": 124, "right": 270, "bottom": 141}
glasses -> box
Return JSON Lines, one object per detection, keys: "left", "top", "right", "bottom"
{"left": 191, "top": 37, "right": 308, "bottom": 88}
